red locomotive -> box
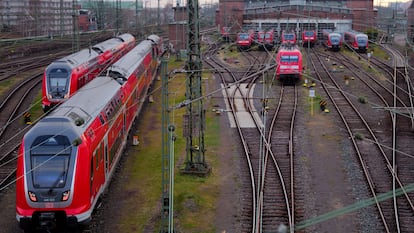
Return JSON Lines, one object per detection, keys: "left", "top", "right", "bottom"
{"left": 236, "top": 30, "right": 254, "bottom": 50}
{"left": 16, "top": 35, "right": 162, "bottom": 232}
{"left": 257, "top": 30, "right": 275, "bottom": 50}
{"left": 302, "top": 30, "right": 317, "bottom": 47}
{"left": 41, "top": 33, "right": 136, "bottom": 112}
{"left": 281, "top": 31, "right": 296, "bottom": 45}
{"left": 344, "top": 30, "right": 368, "bottom": 53}
{"left": 276, "top": 43, "right": 303, "bottom": 83}
{"left": 221, "top": 26, "right": 231, "bottom": 41}
{"left": 322, "top": 30, "right": 342, "bottom": 51}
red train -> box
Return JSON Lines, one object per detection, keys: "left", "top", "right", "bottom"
{"left": 276, "top": 43, "right": 303, "bottom": 83}
{"left": 257, "top": 30, "right": 275, "bottom": 50}
{"left": 302, "top": 30, "right": 317, "bottom": 47}
{"left": 221, "top": 26, "right": 231, "bottom": 41}
{"left": 41, "top": 33, "right": 136, "bottom": 112}
{"left": 281, "top": 31, "right": 296, "bottom": 45}
{"left": 16, "top": 35, "right": 162, "bottom": 232}
{"left": 236, "top": 31, "right": 254, "bottom": 50}
{"left": 322, "top": 30, "right": 342, "bottom": 51}
{"left": 343, "top": 30, "right": 368, "bottom": 53}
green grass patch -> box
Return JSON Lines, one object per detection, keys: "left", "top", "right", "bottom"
{"left": 117, "top": 57, "right": 221, "bottom": 232}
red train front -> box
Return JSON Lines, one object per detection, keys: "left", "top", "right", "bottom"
{"left": 281, "top": 31, "right": 296, "bottom": 44}
{"left": 302, "top": 30, "right": 317, "bottom": 47}
{"left": 236, "top": 31, "right": 253, "bottom": 49}
{"left": 41, "top": 33, "right": 135, "bottom": 112}
{"left": 322, "top": 30, "right": 342, "bottom": 51}
{"left": 276, "top": 44, "right": 303, "bottom": 83}
{"left": 257, "top": 30, "right": 274, "bottom": 50}
{"left": 344, "top": 30, "right": 368, "bottom": 53}
{"left": 16, "top": 35, "right": 161, "bottom": 232}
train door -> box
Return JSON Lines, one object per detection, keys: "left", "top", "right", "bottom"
{"left": 104, "top": 137, "right": 109, "bottom": 179}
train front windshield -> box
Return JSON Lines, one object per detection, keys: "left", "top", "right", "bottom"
{"left": 304, "top": 31, "right": 314, "bottom": 37}
{"left": 281, "top": 55, "right": 299, "bottom": 63}
{"left": 47, "top": 68, "right": 70, "bottom": 99}
{"left": 357, "top": 36, "right": 368, "bottom": 46}
{"left": 30, "top": 135, "right": 71, "bottom": 189}
{"left": 238, "top": 34, "right": 249, "bottom": 40}
{"left": 330, "top": 35, "right": 341, "bottom": 44}
{"left": 284, "top": 34, "right": 294, "bottom": 40}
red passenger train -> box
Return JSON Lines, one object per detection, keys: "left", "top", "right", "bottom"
{"left": 302, "top": 30, "right": 317, "bottom": 47}
{"left": 257, "top": 30, "right": 275, "bottom": 50}
{"left": 41, "top": 33, "right": 136, "bottom": 112}
{"left": 343, "top": 30, "right": 369, "bottom": 53}
{"left": 16, "top": 35, "right": 162, "bottom": 232}
{"left": 281, "top": 31, "right": 297, "bottom": 45}
{"left": 322, "top": 30, "right": 342, "bottom": 51}
{"left": 236, "top": 31, "right": 254, "bottom": 50}
{"left": 276, "top": 43, "right": 303, "bottom": 83}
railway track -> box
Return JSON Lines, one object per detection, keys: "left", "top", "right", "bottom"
{"left": 311, "top": 48, "right": 414, "bottom": 232}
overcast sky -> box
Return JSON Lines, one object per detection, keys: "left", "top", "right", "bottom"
{"left": 153, "top": 0, "right": 407, "bottom": 8}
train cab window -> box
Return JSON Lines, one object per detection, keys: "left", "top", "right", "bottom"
{"left": 30, "top": 135, "right": 71, "bottom": 189}
{"left": 281, "top": 55, "right": 299, "bottom": 63}
{"left": 330, "top": 35, "right": 340, "bottom": 43}
{"left": 48, "top": 68, "right": 69, "bottom": 96}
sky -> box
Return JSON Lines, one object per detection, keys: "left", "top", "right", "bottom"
{"left": 154, "top": 0, "right": 408, "bottom": 8}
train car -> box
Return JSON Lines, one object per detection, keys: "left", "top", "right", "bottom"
{"left": 221, "top": 26, "right": 231, "bottom": 41}
{"left": 236, "top": 31, "right": 254, "bottom": 50}
{"left": 16, "top": 35, "right": 161, "bottom": 232}
{"left": 41, "top": 33, "right": 136, "bottom": 112}
{"left": 343, "top": 30, "right": 368, "bottom": 53}
{"left": 281, "top": 31, "right": 297, "bottom": 45}
{"left": 257, "top": 30, "right": 275, "bottom": 50}
{"left": 276, "top": 43, "right": 303, "bottom": 83}
{"left": 322, "top": 30, "right": 342, "bottom": 51}
{"left": 302, "top": 30, "right": 317, "bottom": 47}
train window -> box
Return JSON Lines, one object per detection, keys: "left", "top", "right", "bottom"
{"left": 281, "top": 55, "right": 299, "bottom": 63}
{"left": 30, "top": 135, "right": 71, "bottom": 189}
{"left": 99, "top": 114, "right": 105, "bottom": 124}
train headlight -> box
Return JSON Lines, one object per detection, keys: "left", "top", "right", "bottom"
{"left": 28, "top": 191, "right": 37, "bottom": 202}
{"left": 62, "top": 190, "right": 70, "bottom": 201}
{"left": 64, "top": 94, "right": 69, "bottom": 99}
{"left": 47, "top": 94, "right": 52, "bottom": 99}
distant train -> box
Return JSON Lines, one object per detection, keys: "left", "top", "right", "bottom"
{"left": 281, "top": 31, "right": 297, "bottom": 45}
{"left": 322, "top": 30, "right": 342, "bottom": 51}
{"left": 16, "top": 35, "right": 162, "bottom": 232}
{"left": 302, "top": 30, "right": 317, "bottom": 47}
{"left": 257, "top": 30, "right": 275, "bottom": 50}
{"left": 343, "top": 30, "right": 368, "bottom": 53}
{"left": 276, "top": 43, "right": 303, "bottom": 83}
{"left": 221, "top": 26, "right": 231, "bottom": 41}
{"left": 236, "top": 31, "right": 254, "bottom": 49}
{"left": 41, "top": 33, "right": 136, "bottom": 112}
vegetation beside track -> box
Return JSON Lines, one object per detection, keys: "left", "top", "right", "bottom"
{"left": 117, "top": 58, "right": 221, "bottom": 232}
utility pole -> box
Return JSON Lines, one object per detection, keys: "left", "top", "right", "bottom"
{"left": 182, "top": 0, "right": 210, "bottom": 175}
{"left": 72, "top": 0, "right": 79, "bottom": 52}
{"left": 161, "top": 59, "right": 175, "bottom": 233}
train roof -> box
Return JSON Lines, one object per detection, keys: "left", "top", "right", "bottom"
{"left": 48, "top": 76, "right": 121, "bottom": 131}
{"left": 108, "top": 40, "right": 152, "bottom": 81}
{"left": 92, "top": 33, "right": 134, "bottom": 54}
{"left": 53, "top": 48, "right": 100, "bottom": 68}
{"left": 147, "top": 34, "right": 161, "bottom": 45}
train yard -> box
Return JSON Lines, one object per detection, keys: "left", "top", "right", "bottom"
{"left": 1, "top": 29, "right": 414, "bottom": 232}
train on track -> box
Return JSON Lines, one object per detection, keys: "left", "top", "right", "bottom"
{"left": 302, "top": 30, "right": 317, "bottom": 47}
{"left": 322, "top": 30, "right": 342, "bottom": 51}
{"left": 257, "top": 30, "right": 275, "bottom": 50}
{"left": 16, "top": 35, "right": 162, "bottom": 232}
{"left": 221, "top": 26, "right": 231, "bottom": 41}
{"left": 41, "top": 33, "right": 136, "bottom": 112}
{"left": 236, "top": 30, "right": 254, "bottom": 50}
{"left": 343, "top": 30, "right": 368, "bottom": 53}
{"left": 276, "top": 43, "right": 303, "bottom": 83}
{"left": 281, "top": 31, "right": 297, "bottom": 45}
